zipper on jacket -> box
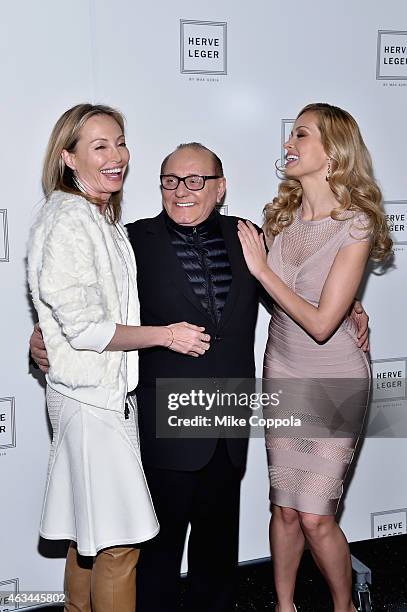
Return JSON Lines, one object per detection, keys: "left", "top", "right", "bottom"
{"left": 192, "top": 226, "right": 218, "bottom": 324}
{"left": 113, "top": 224, "right": 131, "bottom": 419}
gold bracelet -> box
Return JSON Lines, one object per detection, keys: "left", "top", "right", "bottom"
{"left": 165, "top": 326, "right": 174, "bottom": 348}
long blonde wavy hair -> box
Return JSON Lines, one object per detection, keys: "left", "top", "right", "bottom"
{"left": 42, "top": 103, "right": 126, "bottom": 223}
{"left": 263, "top": 103, "right": 392, "bottom": 261}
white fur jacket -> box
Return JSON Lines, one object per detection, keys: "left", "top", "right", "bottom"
{"left": 28, "top": 191, "right": 139, "bottom": 406}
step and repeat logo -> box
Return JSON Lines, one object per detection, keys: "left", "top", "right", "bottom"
{"left": 367, "top": 359, "right": 407, "bottom": 437}
{"left": 0, "top": 210, "right": 9, "bottom": 262}
{"left": 372, "top": 358, "right": 406, "bottom": 403}
{"left": 376, "top": 31, "right": 407, "bottom": 80}
{"left": 180, "top": 20, "right": 227, "bottom": 75}
{"left": 0, "top": 397, "right": 16, "bottom": 450}
{"left": 384, "top": 201, "right": 407, "bottom": 250}
{"left": 280, "top": 120, "right": 295, "bottom": 170}
{"left": 0, "top": 578, "right": 19, "bottom": 611}
{"left": 371, "top": 508, "right": 407, "bottom": 538}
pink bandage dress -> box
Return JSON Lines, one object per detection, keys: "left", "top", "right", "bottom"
{"left": 263, "top": 209, "right": 371, "bottom": 515}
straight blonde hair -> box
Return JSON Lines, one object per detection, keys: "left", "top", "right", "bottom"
{"left": 42, "top": 103, "right": 126, "bottom": 223}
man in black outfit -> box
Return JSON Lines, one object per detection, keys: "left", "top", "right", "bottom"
{"left": 126, "top": 142, "right": 259, "bottom": 612}
{"left": 30, "top": 142, "right": 369, "bottom": 612}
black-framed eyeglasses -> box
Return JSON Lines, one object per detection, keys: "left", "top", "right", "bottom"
{"left": 160, "top": 174, "right": 222, "bottom": 191}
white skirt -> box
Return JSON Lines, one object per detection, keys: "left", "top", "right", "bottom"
{"left": 40, "top": 387, "right": 159, "bottom": 556}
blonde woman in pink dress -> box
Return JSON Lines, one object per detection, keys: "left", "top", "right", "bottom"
{"left": 238, "top": 103, "right": 392, "bottom": 612}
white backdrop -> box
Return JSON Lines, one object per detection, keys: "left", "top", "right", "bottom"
{"left": 1, "top": 0, "right": 406, "bottom": 599}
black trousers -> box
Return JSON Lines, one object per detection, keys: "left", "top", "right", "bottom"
{"left": 137, "top": 440, "right": 242, "bottom": 612}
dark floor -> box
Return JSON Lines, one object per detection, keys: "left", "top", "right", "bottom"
{"left": 35, "top": 534, "right": 407, "bottom": 611}
{"left": 235, "top": 534, "right": 407, "bottom": 611}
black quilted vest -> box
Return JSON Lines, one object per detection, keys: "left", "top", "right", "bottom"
{"left": 164, "top": 210, "right": 232, "bottom": 324}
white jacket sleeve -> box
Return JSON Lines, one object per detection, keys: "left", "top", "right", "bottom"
{"left": 39, "top": 207, "right": 116, "bottom": 348}
{"left": 70, "top": 321, "right": 116, "bottom": 352}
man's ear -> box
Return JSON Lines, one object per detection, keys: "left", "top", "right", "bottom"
{"left": 61, "top": 149, "right": 76, "bottom": 171}
{"left": 216, "top": 177, "right": 226, "bottom": 204}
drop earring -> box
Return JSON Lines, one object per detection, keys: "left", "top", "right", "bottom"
{"left": 326, "top": 159, "right": 331, "bottom": 182}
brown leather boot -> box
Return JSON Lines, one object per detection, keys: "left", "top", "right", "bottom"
{"left": 91, "top": 546, "right": 140, "bottom": 612}
{"left": 64, "top": 542, "right": 92, "bottom": 612}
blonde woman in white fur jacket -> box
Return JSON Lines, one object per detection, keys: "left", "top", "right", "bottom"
{"left": 28, "top": 103, "right": 211, "bottom": 612}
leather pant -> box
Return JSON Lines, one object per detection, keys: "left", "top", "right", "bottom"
{"left": 64, "top": 541, "right": 140, "bottom": 612}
